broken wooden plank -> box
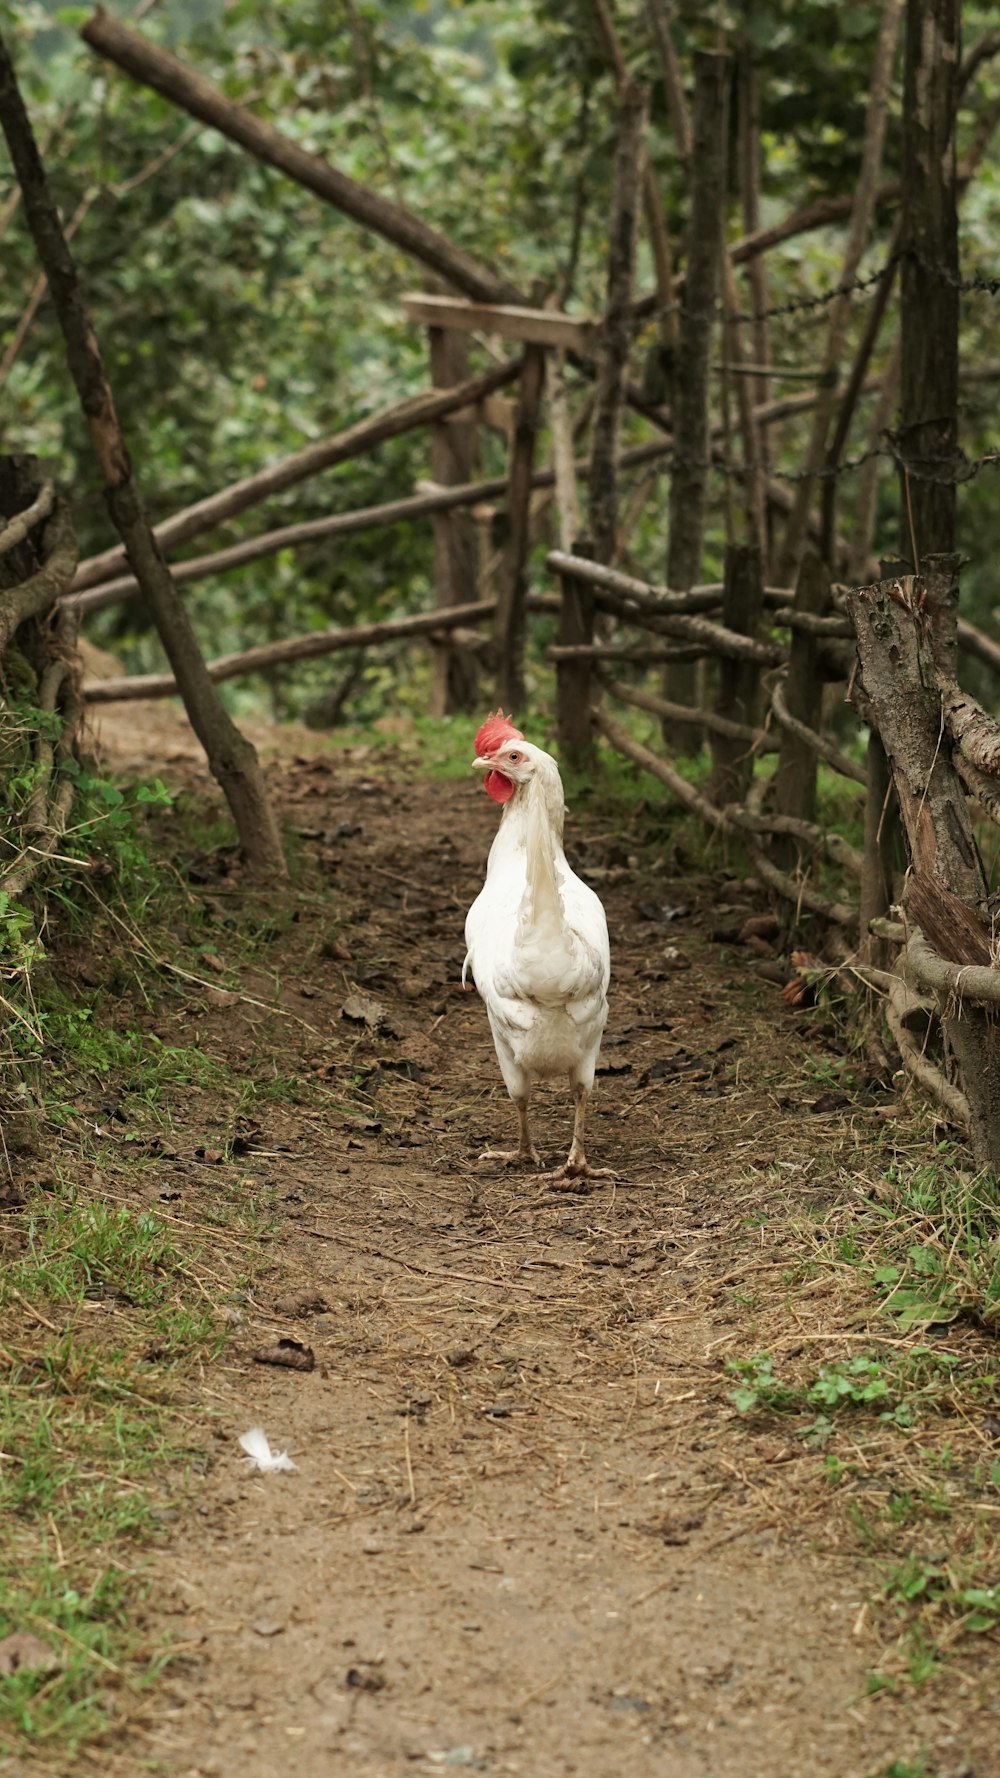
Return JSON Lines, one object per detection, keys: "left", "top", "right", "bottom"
{"left": 402, "top": 292, "right": 597, "bottom": 353}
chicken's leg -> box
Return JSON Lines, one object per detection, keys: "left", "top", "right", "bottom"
{"left": 548, "top": 1082, "right": 618, "bottom": 1184}
{"left": 478, "top": 1095, "right": 542, "bottom": 1168}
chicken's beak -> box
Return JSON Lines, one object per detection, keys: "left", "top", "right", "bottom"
{"left": 471, "top": 754, "right": 494, "bottom": 772}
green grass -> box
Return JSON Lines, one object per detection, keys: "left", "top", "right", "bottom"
{"left": 0, "top": 1159, "right": 277, "bottom": 1762}
{"left": 0, "top": 1198, "right": 206, "bottom": 1760}
{"left": 0, "top": 752, "right": 287, "bottom": 1765}
{"left": 727, "top": 1139, "right": 1000, "bottom": 1696}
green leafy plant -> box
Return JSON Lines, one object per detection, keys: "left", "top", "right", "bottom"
{"left": 728, "top": 1348, "right": 962, "bottom": 1432}
{"left": 871, "top": 1162, "right": 1000, "bottom": 1330}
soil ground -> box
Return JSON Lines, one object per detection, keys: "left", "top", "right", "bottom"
{"left": 12, "top": 703, "right": 1000, "bottom": 1778}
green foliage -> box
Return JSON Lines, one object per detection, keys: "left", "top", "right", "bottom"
{"left": 728, "top": 1346, "right": 962, "bottom": 1434}
{"left": 871, "top": 1160, "right": 1000, "bottom": 1331}
{"left": 887, "top": 1555, "right": 1000, "bottom": 1635}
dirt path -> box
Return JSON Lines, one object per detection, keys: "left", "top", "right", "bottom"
{"left": 78, "top": 710, "right": 994, "bottom": 1776}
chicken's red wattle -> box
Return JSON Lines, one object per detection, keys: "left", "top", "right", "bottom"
{"left": 484, "top": 770, "right": 515, "bottom": 804}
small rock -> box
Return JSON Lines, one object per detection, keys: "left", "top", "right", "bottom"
{"left": 0, "top": 1632, "right": 60, "bottom": 1677}
{"left": 273, "top": 1289, "right": 330, "bottom": 1318}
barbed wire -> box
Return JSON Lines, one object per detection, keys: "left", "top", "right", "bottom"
{"left": 614, "top": 439, "right": 1000, "bottom": 494}
{"left": 907, "top": 248, "right": 1000, "bottom": 297}
{"left": 626, "top": 247, "right": 999, "bottom": 336}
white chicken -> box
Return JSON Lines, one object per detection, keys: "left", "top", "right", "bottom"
{"left": 463, "top": 711, "right": 613, "bottom": 1180}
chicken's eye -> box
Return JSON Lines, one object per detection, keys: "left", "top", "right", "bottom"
{"left": 507, "top": 750, "right": 521, "bottom": 763}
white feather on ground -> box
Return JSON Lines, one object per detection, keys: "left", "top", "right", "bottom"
{"left": 238, "top": 1427, "right": 298, "bottom": 1472}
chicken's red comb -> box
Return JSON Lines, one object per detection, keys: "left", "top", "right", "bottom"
{"left": 473, "top": 710, "right": 524, "bottom": 757}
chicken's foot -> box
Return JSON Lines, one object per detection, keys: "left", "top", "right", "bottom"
{"left": 546, "top": 1084, "right": 618, "bottom": 1185}
{"left": 477, "top": 1097, "right": 541, "bottom": 1169}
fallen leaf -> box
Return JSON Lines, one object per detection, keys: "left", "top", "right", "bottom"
{"left": 744, "top": 934, "right": 777, "bottom": 958}
{"left": 738, "top": 913, "right": 782, "bottom": 943}
{"left": 341, "top": 993, "right": 386, "bottom": 1028}
{"left": 231, "top": 1127, "right": 265, "bottom": 1156}
{"left": 343, "top": 1117, "right": 381, "bottom": 1137}
{"left": 252, "top": 1339, "right": 315, "bottom": 1373}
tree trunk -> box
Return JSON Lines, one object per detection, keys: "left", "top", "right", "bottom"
{"left": 899, "top": 0, "right": 960, "bottom": 563}
{"left": 737, "top": 38, "right": 772, "bottom": 558}
{"left": 663, "top": 50, "right": 728, "bottom": 751}
{"left": 0, "top": 456, "right": 81, "bottom": 1157}
{"left": 590, "top": 81, "right": 647, "bottom": 568}
{"left": 591, "top": 7, "right": 677, "bottom": 358}
{"left": 846, "top": 569, "right": 1000, "bottom": 1169}
{"left": 0, "top": 34, "right": 286, "bottom": 879}
{"left": 857, "top": 732, "right": 899, "bottom": 971}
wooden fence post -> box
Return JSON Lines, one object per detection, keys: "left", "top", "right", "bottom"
{"left": 772, "top": 550, "right": 829, "bottom": 841}
{"left": 708, "top": 544, "right": 762, "bottom": 804}
{"left": 494, "top": 343, "right": 546, "bottom": 712}
{"left": 556, "top": 538, "right": 595, "bottom": 769}
{"left": 427, "top": 321, "right": 480, "bottom": 716}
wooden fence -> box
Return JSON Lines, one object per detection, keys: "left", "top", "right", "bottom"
{"left": 4, "top": 4, "right": 1000, "bottom": 1165}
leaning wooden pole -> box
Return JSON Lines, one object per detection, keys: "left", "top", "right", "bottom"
{"left": 0, "top": 33, "right": 286, "bottom": 879}
{"left": 80, "top": 9, "right": 520, "bottom": 305}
